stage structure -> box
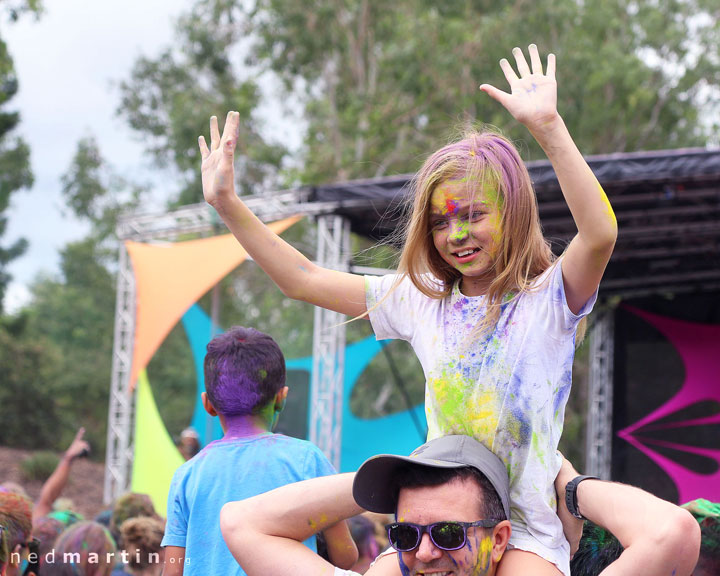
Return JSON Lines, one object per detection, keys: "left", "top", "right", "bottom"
{"left": 105, "top": 147, "right": 720, "bottom": 505}
{"left": 104, "top": 192, "right": 365, "bottom": 503}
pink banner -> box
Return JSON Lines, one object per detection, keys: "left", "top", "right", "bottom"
{"left": 617, "top": 306, "right": 720, "bottom": 503}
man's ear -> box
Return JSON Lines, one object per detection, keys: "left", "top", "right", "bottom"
{"left": 274, "top": 386, "right": 289, "bottom": 414}
{"left": 201, "top": 392, "right": 218, "bottom": 417}
{"left": 491, "top": 520, "right": 512, "bottom": 563}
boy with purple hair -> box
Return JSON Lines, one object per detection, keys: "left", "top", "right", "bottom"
{"left": 162, "top": 326, "right": 356, "bottom": 576}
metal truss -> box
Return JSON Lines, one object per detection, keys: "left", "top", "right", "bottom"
{"left": 309, "top": 215, "right": 351, "bottom": 470}
{"left": 586, "top": 308, "right": 615, "bottom": 479}
{"left": 115, "top": 191, "right": 310, "bottom": 242}
{"left": 103, "top": 245, "right": 137, "bottom": 504}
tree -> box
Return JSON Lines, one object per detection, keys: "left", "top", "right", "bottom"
{"left": 116, "top": 1, "right": 285, "bottom": 206}
{"left": 0, "top": 0, "right": 43, "bottom": 311}
{"left": 247, "top": 0, "right": 718, "bottom": 184}
{"left": 4, "top": 137, "right": 148, "bottom": 453}
{"left": 0, "top": 313, "right": 63, "bottom": 449}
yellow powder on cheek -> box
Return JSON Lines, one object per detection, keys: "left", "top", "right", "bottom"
{"left": 470, "top": 536, "right": 495, "bottom": 576}
{"left": 479, "top": 536, "right": 494, "bottom": 569}
{"left": 487, "top": 212, "right": 502, "bottom": 257}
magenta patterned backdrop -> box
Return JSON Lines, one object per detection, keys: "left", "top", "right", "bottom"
{"left": 617, "top": 306, "right": 720, "bottom": 504}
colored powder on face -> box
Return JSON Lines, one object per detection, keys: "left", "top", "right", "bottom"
{"left": 471, "top": 535, "right": 494, "bottom": 575}
{"left": 398, "top": 555, "right": 411, "bottom": 576}
{"left": 480, "top": 180, "right": 502, "bottom": 210}
{"left": 486, "top": 212, "right": 502, "bottom": 256}
{"left": 446, "top": 196, "right": 460, "bottom": 215}
{"left": 449, "top": 220, "right": 470, "bottom": 242}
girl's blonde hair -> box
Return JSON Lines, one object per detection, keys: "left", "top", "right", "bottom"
{"left": 397, "top": 128, "right": 554, "bottom": 336}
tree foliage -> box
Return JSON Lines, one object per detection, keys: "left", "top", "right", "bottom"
{"left": 246, "top": 0, "right": 718, "bottom": 184}
{"left": 0, "top": 0, "right": 43, "bottom": 311}
{"left": 116, "top": 1, "right": 285, "bottom": 205}
{"left": 0, "top": 315, "right": 62, "bottom": 449}
{"left": 1, "top": 137, "right": 142, "bottom": 452}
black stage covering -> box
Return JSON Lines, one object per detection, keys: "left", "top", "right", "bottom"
{"left": 307, "top": 147, "right": 720, "bottom": 299}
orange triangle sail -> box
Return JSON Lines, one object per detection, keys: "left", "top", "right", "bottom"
{"left": 125, "top": 216, "right": 302, "bottom": 391}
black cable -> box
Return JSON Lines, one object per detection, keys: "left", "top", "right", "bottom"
{"left": 381, "top": 343, "right": 426, "bottom": 441}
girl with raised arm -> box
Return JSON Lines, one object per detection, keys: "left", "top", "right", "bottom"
{"left": 200, "top": 44, "right": 617, "bottom": 576}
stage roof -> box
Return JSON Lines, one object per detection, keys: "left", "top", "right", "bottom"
{"left": 308, "top": 147, "right": 720, "bottom": 299}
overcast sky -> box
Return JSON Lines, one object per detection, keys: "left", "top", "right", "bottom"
{"left": 3, "top": 0, "right": 192, "bottom": 311}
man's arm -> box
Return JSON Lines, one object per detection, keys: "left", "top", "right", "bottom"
{"left": 554, "top": 456, "right": 584, "bottom": 557}
{"left": 33, "top": 427, "right": 90, "bottom": 520}
{"left": 557, "top": 459, "right": 700, "bottom": 576}
{"left": 221, "top": 473, "right": 363, "bottom": 576}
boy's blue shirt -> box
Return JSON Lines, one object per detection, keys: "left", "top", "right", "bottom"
{"left": 162, "top": 432, "right": 336, "bottom": 575}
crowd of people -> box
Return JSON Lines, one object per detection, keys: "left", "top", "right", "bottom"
{"left": 3, "top": 43, "right": 718, "bottom": 576}
{"left": 0, "top": 443, "right": 165, "bottom": 576}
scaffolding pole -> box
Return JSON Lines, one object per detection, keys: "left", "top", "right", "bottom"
{"left": 586, "top": 308, "right": 615, "bottom": 479}
{"left": 103, "top": 244, "right": 137, "bottom": 504}
{"left": 310, "top": 215, "right": 350, "bottom": 470}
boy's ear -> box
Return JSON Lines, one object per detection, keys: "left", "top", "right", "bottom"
{"left": 202, "top": 392, "right": 218, "bottom": 417}
{"left": 274, "top": 386, "right": 289, "bottom": 413}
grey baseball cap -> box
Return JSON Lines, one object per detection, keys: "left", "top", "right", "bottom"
{"left": 352, "top": 435, "right": 510, "bottom": 519}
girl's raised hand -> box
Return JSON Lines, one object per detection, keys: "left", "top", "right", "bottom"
{"left": 480, "top": 44, "right": 559, "bottom": 133}
{"left": 198, "top": 111, "right": 240, "bottom": 208}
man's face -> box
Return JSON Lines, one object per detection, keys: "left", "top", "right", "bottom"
{"left": 394, "top": 476, "right": 504, "bottom": 576}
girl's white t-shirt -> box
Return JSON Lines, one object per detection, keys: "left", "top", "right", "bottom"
{"left": 365, "top": 260, "right": 596, "bottom": 576}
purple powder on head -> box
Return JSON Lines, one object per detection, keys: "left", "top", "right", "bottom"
{"left": 212, "top": 357, "right": 262, "bottom": 414}
{"left": 204, "top": 326, "right": 286, "bottom": 416}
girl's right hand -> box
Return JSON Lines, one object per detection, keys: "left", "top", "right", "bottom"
{"left": 480, "top": 44, "right": 560, "bottom": 135}
{"left": 199, "top": 111, "right": 240, "bottom": 209}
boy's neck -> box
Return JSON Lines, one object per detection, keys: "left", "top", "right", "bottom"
{"left": 220, "top": 411, "right": 274, "bottom": 438}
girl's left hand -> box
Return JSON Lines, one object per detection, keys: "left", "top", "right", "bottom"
{"left": 480, "top": 44, "right": 559, "bottom": 132}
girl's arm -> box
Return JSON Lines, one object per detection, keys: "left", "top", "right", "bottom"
{"left": 200, "top": 112, "right": 367, "bottom": 317}
{"left": 480, "top": 45, "right": 617, "bottom": 314}
{"left": 322, "top": 520, "right": 359, "bottom": 570}
{"left": 220, "top": 473, "right": 363, "bottom": 576}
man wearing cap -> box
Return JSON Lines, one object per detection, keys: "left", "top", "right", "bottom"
{"left": 220, "top": 435, "right": 700, "bottom": 576}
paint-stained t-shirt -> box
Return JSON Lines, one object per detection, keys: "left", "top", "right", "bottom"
{"left": 162, "top": 432, "right": 336, "bottom": 576}
{"left": 365, "top": 259, "right": 595, "bottom": 576}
